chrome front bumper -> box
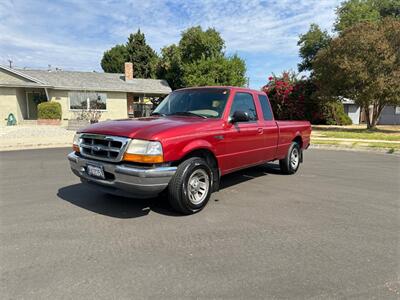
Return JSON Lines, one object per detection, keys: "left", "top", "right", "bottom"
{"left": 67, "top": 152, "right": 176, "bottom": 198}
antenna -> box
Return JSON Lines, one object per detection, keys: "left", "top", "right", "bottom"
{"left": 8, "top": 59, "right": 12, "bottom": 68}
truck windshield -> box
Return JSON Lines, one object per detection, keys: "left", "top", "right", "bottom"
{"left": 153, "top": 88, "right": 230, "bottom": 118}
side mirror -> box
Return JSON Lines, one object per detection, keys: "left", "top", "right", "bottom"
{"left": 230, "top": 110, "right": 250, "bottom": 123}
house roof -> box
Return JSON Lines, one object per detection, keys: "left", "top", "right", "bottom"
{"left": 340, "top": 97, "right": 356, "bottom": 105}
{"left": 0, "top": 65, "right": 171, "bottom": 95}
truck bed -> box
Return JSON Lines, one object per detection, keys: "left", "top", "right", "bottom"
{"left": 275, "top": 120, "right": 311, "bottom": 158}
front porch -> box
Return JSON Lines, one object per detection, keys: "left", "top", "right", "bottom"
{"left": 16, "top": 87, "right": 48, "bottom": 120}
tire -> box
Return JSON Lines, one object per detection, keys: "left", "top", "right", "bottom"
{"left": 168, "top": 157, "right": 213, "bottom": 215}
{"left": 279, "top": 142, "right": 301, "bottom": 175}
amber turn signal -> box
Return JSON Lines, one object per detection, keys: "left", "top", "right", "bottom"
{"left": 72, "top": 144, "right": 80, "bottom": 152}
{"left": 123, "top": 153, "right": 163, "bottom": 163}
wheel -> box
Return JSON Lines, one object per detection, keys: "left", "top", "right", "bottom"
{"left": 168, "top": 157, "right": 213, "bottom": 214}
{"left": 279, "top": 142, "right": 301, "bottom": 175}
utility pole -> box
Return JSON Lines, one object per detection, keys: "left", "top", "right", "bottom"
{"left": 8, "top": 59, "right": 12, "bottom": 68}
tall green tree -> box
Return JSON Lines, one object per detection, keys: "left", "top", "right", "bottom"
{"left": 297, "top": 24, "right": 331, "bottom": 73}
{"left": 101, "top": 44, "right": 128, "bottom": 73}
{"left": 101, "top": 30, "right": 158, "bottom": 78}
{"left": 179, "top": 26, "right": 225, "bottom": 63}
{"left": 157, "top": 26, "right": 246, "bottom": 89}
{"left": 156, "top": 45, "right": 184, "bottom": 90}
{"left": 314, "top": 18, "right": 400, "bottom": 128}
{"left": 335, "top": 0, "right": 399, "bottom": 32}
{"left": 126, "top": 30, "right": 158, "bottom": 78}
{"left": 183, "top": 54, "right": 246, "bottom": 87}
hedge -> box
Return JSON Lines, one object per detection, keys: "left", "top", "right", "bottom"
{"left": 37, "top": 101, "right": 62, "bottom": 120}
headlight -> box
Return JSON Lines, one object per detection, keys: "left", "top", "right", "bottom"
{"left": 72, "top": 133, "right": 81, "bottom": 152}
{"left": 123, "top": 139, "right": 163, "bottom": 163}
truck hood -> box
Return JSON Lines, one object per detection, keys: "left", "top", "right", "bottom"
{"left": 79, "top": 116, "right": 212, "bottom": 140}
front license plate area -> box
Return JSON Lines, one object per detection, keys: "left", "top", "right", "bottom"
{"left": 86, "top": 164, "right": 105, "bottom": 179}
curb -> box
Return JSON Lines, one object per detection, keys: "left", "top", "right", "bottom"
{"left": 0, "top": 143, "right": 71, "bottom": 152}
{"left": 309, "top": 144, "right": 399, "bottom": 155}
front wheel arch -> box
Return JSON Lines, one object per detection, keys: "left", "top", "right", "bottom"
{"left": 173, "top": 148, "right": 220, "bottom": 192}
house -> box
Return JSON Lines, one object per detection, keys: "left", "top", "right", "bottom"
{"left": 378, "top": 106, "right": 400, "bottom": 125}
{"left": 341, "top": 98, "right": 400, "bottom": 125}
{"left": 341, "top": 98, "right": 361, "bottom": 125}
{"left": 0, "top": 63, "right": 171, "bottom": 125}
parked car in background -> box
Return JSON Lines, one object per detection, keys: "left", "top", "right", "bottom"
{"left": 68, "top": 87, "right": 311, "bottom": 214}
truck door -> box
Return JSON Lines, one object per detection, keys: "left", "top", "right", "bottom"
{"left": 221, "top": 91, "right": 265, "bottom": 172}
{"left": 257, "top": 94, "right": 279, "bottom": 161}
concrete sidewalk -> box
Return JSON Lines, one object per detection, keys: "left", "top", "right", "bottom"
{"left": 0, "top": 125, "right": 75, "bottom": 151}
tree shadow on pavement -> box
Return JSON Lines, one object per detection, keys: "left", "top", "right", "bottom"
{"left": 57, "top": 162, "right": 282, "bottom": 219}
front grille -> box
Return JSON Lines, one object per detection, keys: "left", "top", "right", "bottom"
{"left": 79, "top": 134, "right": 130, "bottom": 162}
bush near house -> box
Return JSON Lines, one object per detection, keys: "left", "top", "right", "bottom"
{"left": 321, "top": 102, "right": 352, "bottom": 125}
{"left": 38, "top": 102, "right": 62, "bottom": 120}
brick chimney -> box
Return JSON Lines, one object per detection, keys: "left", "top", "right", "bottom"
{"left": 124, "top": 62, "right": 133, "bottom": 81}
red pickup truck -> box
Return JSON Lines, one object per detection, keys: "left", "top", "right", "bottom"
{"left": 68, "top": 87, "right": 311, "bottom": 214}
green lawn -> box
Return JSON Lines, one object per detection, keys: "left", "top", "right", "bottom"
{"left": 312, "top": 125, "right": 400, "bottom": 141}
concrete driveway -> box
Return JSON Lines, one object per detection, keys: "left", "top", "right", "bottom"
{"left": 0, "top": 148, "right": 399, "bottom": 299}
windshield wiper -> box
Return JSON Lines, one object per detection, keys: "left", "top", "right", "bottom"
{"left": 169, "top": 112, "right": 207, "bottom": 118}
{"left": 150, "top": 112, "right": 166, "bottom": 117}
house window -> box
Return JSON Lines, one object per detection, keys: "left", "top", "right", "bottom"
{"left": 395, "top": 106, "right": 400, "bottom": 115}
{"left": 69, "top": 91, "right": 107, "bottom": 110}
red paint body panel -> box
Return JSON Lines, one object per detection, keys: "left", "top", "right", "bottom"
{"left": 79, "top": 87, "right": 311, "bottom": 175}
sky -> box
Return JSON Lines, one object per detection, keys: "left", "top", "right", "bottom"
{"left": 0, "top": 0, "right": 341, "bottom": 89}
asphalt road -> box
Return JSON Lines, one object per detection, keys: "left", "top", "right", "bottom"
{"left": 1, "top": 148, "right": 399, "bottom": 299}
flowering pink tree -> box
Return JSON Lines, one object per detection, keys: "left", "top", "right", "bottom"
{"left": 262, "top": 72, "right": 306, "bottom": 120}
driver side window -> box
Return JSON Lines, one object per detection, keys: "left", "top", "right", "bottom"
{"left": 229, "top": 92, "right": 257, "bottom": 121}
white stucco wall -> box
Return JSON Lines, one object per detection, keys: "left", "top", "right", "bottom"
{"left": 48, "top": 90, "right": 128, "bottom": 122}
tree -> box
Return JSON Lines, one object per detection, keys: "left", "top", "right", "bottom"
{"left": 101, "top": 44, "right": 128, "bottom": 73}
{"left": 157, "top": 26, "right": 247, "bottom": 89}
{"left": 297, "top": 24, "right": 331, "bottom": 73}
{"left": 126, "top": 30, "right": 158, "bottom": 78}
{"left": 101, "top": 30, "right": 158, "bottom": 78}
{"left": 377, "top": 0, "right": 400, "bottom": 18}
{"left": 156, "top": 45, "right": 184, "bottom": 90}
{"left": 183, "top": 54, "right": 246, "bottom": 87}
{"left": 335, "top": 0, "right": 399, "bottom": 32}
{"left": 179, "top": 26, "right": 225, "bottom": 63}
{"left": 314, "top": 18, "right": 400, "bottom": 128}
{"left": 262, "top": 72, "right": 304, "bottom": 120}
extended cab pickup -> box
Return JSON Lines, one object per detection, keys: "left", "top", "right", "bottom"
{"left": 68, "top": 87, "right": 311, "bottom": 214}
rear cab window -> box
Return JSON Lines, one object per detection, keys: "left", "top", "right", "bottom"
{"left": 258, "top": 94, "right": 274, "bottom": 121}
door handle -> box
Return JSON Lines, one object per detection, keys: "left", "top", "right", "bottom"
{"left": 257, "top": 128, "right": 263, "bottom": 134}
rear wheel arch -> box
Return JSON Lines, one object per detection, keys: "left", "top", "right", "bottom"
{"left": 292, "top": 135, "right": 303, "bottom": 148}
{"left": 280, "top": 141, "right": 301, "bottom": 175}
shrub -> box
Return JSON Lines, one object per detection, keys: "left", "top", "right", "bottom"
{"left": 37, "top": 101, "right": 62, "bottom": 120}
{"left": 322, "top": 101, "right": 352, "bottom": 125}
